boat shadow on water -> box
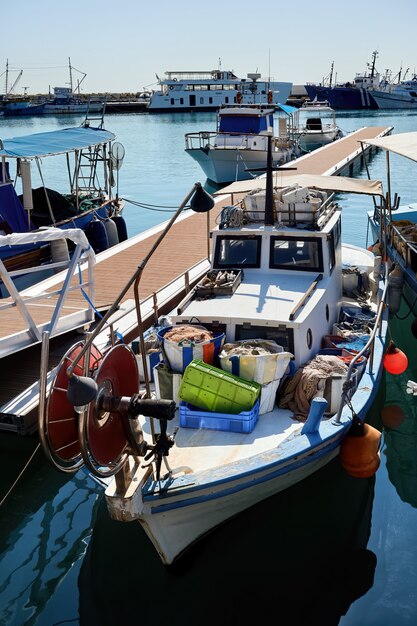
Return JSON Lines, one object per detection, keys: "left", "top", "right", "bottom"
{"left": 79, "top": 456, "right": 377, "bottom": 626}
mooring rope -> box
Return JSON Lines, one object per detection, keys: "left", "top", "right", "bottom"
{"left": 123, "top": 198, "right": 188, "bottom": 212}
{"left": 0, "top": 443, "right": 41, "bottom": 507}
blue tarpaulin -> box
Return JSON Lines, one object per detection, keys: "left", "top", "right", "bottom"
{"left": 0, "top": 126, "right": 115, "bottom": 159}
{"left": 0, "top": 183, "right": 33, "bottom": 232}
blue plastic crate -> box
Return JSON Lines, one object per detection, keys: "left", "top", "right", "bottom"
{"left": 179, "top": 400, "right": 259, "bottom": 434}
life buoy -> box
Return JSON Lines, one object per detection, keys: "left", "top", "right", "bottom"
{"left": 267, "top": 90, "right": 273, "bottom": 104}
{"left": 236, "top": 91, "right": 242, "bottom": 104}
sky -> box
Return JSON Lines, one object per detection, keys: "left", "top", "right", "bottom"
{"left": 1, "top": 0, "right": 417, "bottom": 95}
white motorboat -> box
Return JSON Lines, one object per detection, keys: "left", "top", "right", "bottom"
{"left": 148, "top": 69, "right": 292, "bottom": 112}
{"left": 184, "top": 103, "right": 301, "bottom": 184}
{"left": 293, "top": 101, "right": 344, "bottom": 152}
{"left": 370, "top": 75, "right": 417, "bottom": 109}
{"left": 37, "top": 162, "right": 391, "bottom": 566}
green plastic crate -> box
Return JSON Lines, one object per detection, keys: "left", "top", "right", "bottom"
{"left": 178, "top": 359, "right": 261, "bottom": 414}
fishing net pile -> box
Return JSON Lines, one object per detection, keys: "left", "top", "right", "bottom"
{"left": 278, "top": 355, "right": 348, "bottom": 421}
{"left": 163, "top": 325, "right": 213, "bottom": 345}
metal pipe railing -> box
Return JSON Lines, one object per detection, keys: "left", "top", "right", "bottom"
{"left": 333, "top": 262, "right": 389, "bottom": 425}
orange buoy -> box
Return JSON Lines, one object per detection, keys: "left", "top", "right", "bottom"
{"left": 381, "top": 404, "right": 405, "bottom": 429}
{"left": 340, "top": 417, "right": 382, "bottom": 478}
{"left": 383, "top": 340, "right": 408, "bottom": 375}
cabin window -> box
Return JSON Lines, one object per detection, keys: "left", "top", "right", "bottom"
{"left": 326, "top": 304, "right": 330, "bottom": 322}
{"left": 209, "top": 97, "right": 213, "bottom": 104}
{"left": 270, "top": 236, "right": 323, "bottom": 272}
{"left": 225, "top": 97, "right": 229, "bottom": 103}
{"left": 235, "top": 325, "right": 294, "bottom": 354}
{"left": 180, "top": 98, "right": 184, "bottom": 105}
{"left": 306, "top": 328, "right": 313, "bottom": 349}
{"left": 333, "top": 217, "right": 341, "bottom": 247}
{"left": 200, "top": 97, "right": 204, "bottom": 104}
{"left": 170, "top": 98, "right": 175, "bottom": 105}
{"left": 214, "top": 235, "right": 262, "bottom": 268}
{"left": 327, "top": 232, "right": 336, "bottom": 273}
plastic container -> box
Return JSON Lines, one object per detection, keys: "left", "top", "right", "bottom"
{"left": 318, "top": 348, "right": 367, "bottom": 378}
{"left": 153, "top": 362, "right": 183, "bottom": 405}
{"left": 178, "top": 359, "right": 261, "bottom": 414}
{"left": 259, "top": 379, "right": 281, "bottom": 414}
{"left": 157, "top": 325, "right": 225, "bottom": 373}
{"left": 219, "top": 339, "right": 293, "bottom": 385}
{"left": 179, "top": 400, "right": 260, "bottom": 433}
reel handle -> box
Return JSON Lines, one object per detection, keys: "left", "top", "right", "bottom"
{"left": 101, "top": 395, "right": 176, "bottom": 421}
{"left": 130, "top": 397, "right": 177, "bottom": 421}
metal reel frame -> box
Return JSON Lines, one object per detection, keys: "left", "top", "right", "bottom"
{"left": 40, "top": 341, "right": 102, "bottom": 473}
{"left": 78, "top": 344, "right": 140, "bottom": 479}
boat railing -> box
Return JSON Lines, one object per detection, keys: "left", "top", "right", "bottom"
{"left": 185, "top": 131, "right": 282, "bottom": 151}
{"left": 0, "top": 228, "right": 96, "bottom": 357}
{"left": 387, "top": 220, "right": 417, "bottom": 266}
{"left": 185, "top": 131, "right": 217, "bottom": 150}
{"left": 235, "top": 192, "right": 338, "bottom": 229}
{"left": 333, "top": 262, "right": 389, "bottom": 425}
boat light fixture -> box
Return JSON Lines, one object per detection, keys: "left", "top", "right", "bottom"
{"left": 67, "top": 373, "right": 98, "bottom": 411}
{"left": 189, "top": 183, "right": 215, "bottom": 213}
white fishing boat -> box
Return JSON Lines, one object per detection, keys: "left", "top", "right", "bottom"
{"left": 293, "top": 101, "right": 344, "bottom": 152}
{"left": 148, "top": 69, "right": 292, "bottom": 112}
{"left": 370, "top": 75, "right": 417, "bottom": 109}
{"left": 37, "top": 154, "right": 392, "bottom": 566}
{"left": 364, "top": 131, "right": 417, "bottom": 312}
{"left": 184, "top": 103, "right": 301, "bottom": 184}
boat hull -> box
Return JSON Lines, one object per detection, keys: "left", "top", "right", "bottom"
{"left": 371, "top": 91, "right": 417, "bottom": 110}
{"left": 135, "top": 443, "right": 341, "bottom": 565}
{"left": 304, "top": 85, "right": 377, "bottom": 110}
{"left": 186, "top": 145, "right": 299, "bottom": 184}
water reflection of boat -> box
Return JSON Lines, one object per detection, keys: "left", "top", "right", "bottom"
{"left": 79, "top": 457, "right": 377, "bottom": 626}
{"left": 0, "top": 435, "right": 101, "bottom": 626}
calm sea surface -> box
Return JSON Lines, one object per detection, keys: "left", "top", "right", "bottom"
{"left": 1, "top": 109, "right": 417, "bottom": 626}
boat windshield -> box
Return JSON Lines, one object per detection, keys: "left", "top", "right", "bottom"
{"left": 270, "top": 236, "right": 322, "bottom": 271}
{"left": 214, "top": 235, "right": 262, "bottom": 268}
{"left": 219, "top": 115, "right": 272, "bottom": 134}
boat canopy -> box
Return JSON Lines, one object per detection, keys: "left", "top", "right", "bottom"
{"left": 0, "top": 127, "right": 115, "bottom": 159}
{"left": 361, "top": 131, "right": 417, "bottom": 163}
{"left": 275, "top": 103, "right": 299, "bottom": 115}
{"left": 216, "top": 173, "right": 383, "bottom": 197}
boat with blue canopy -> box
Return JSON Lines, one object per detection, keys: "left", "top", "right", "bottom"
{"left": 185, "top": 103, "right": 301, "bottom": 184}
{"left": 0, "top": 123, "right": 127, "bottom": 291}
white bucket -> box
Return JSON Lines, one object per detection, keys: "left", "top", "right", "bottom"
{"left": 219, "top": 339, "right": 293, "bottom": 384}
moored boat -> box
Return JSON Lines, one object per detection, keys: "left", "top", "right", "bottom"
{"left": 364, "top": 131, "right": 417, "bottom": 312}
{"left": 370, "top": 75, "right": 417, "bottom": 109}
{"left": 184, "top": 103, "right": 301, "bottom": 184}
{"left": 305, "top": 51, "right": 382, "bottom": 110}
{"left": 37, "top": 157, "right": 391, "bottom": 565}
{"left": 148, "top": 69, "right": 292, "bottom": 112}
{"left": 292, "top": 101, "right": 344, "bottom": 152}
{"left": 0, "top": 122, "right": 127, "bottom": 291}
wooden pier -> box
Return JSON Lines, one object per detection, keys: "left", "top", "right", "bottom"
{"left": 0, "top": 125, "right": 393, "bottom": 433}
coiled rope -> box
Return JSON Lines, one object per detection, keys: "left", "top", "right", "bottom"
{"left": 217, "top": 206, "right": 245, "bottom": 229}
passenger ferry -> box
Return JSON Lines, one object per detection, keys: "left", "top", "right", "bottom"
{"left": 148, "top": 69, "right": 292, "bottom": 112}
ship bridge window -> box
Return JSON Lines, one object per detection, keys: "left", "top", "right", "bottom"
{"left": 219, "top": 115, "right": 269, "bottom": 134}
{"left": 270, "top": 236, "right": 323, "bottom": 272}
{"left": 214, "top": 235, "right": 262, "bottom": 268}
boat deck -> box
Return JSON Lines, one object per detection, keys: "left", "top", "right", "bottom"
{"left": 0, "top": 125, "right": 392, "bottom": 432}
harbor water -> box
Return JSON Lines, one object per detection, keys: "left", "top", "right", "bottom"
{"left": 1, "top": 109, "right": 417, "bottom": 625}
